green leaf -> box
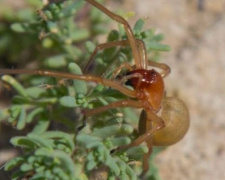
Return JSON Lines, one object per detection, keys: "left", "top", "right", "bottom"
{"left": 1, "top": 75, "right": 28, "bottom": 98}
{"left": 10, "top": 136, "right": 36, "bottom": 149}
{"left": 85, "top": 41, "right": 95, "bottom": 54}
{"left": 42, "top": 38, "right": 54, "bottom": 48}
{"left": 64, "top": 46, "right": 82, "bottom": 59}
{"left": 12, "top": 169, "right": 25, "bottom": 180}
{"left": 27, "top": 133, "right": 53, "bottom": 149}
{"left": 116, "top": 158, "right": 126, "bottom": 171}
{"left": 20, "top": 163, "right": 33, "bottom": 172}
{"left": 87, "top": 160, "right": 97, "bottom": 170}
{"left": 16, "top": 107, "right": 26, "bottom": 130}
{"left": 133, "top": 19, "right": 145, "bottom": 32}
{"left": 68, "top": 63, "right": 87, "bottom": 94}
{"left": 4, "top": 156, "right": 26, "bottom": 171}
{"left": 53, "top": 150, "right": 76, "bottom": 179}
{"left": 41, "top": 131, "right": 75, "bottom": 151}
{"left": 152, "top": 34, "right": 164, "bottom": 41}
{"left": 63, "top": 1, "right": 85, "bottom": 16}
{"left": 12, "top": 95, "right": 30, "bottom": 104}
{"left": 34, "top": 97, "right": 58, "bottom": 104}
{"left": 92, "top": 124, "right": 133, "bottom": 139}
{"left": 104, "top": 151, "right": 120, "bottom": 176}
{"left": 11, "top": 23, "right": 27, "bottom": 33}
{"left": 47, "top": 21, "right": 58, "bottom": 34}
{"left": 35, "top": 148, "right": 53, "bottom": 157}
{"left": 45, "top": 10, "right": 53, "bottom": 20}
{"left": 125, "top": 164, "right": 137, "bottom": 180}
{"left": 52, "top": 167, "right": 70, "bottom": 180}
{"left": 76, "top": 134, "right": 101, "bottom": 148}
{"left": 107, "top": 30, "right": 120, "bottom": 42}
{"left": 70, "top": 29, "right": 89, "bottom": 42}
{"left": 116, "top": 158, "right": 137, "bottom": 180}
{"left": 44, "top": 55, "right": 67, "bottom": 68}
{"left": 146, "top": 41, "right": 171, "bottom": 51}
{"left": 26, "top": 107, "right": 45, "bottom": 123}
{"left": 9, "top": 105, "right": 21, "bottom": 119}
{"left": 29, "top": 173, "right": 45, "bottom": 180}
{"left": 87, "top": 141, "right": 103, "bottom": 149}
{"left": 126, "top": 144, "right": 148, "bottom": 160}
{"left": 31, "top": 116, "right": 50, "bottom": 134}
{"left": 110, "top": 137, "right": 131, "bottom": 147}
{"left": 141, "top": 29, "right": 155, "bottom": 39}
{"left": 25, "top": 87, "right": 46, "bottom": 99}
{"left": 59, "top": 96, "right": 78, "bottom": 107}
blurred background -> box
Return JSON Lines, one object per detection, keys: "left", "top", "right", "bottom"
{"left": 1, "top": 0, "right": 225, "bottom": 179}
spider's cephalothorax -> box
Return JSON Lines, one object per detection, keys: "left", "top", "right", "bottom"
{"left": 125, "top": 69, "right": 164, "bottom": 111}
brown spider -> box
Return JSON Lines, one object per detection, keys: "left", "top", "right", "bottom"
{"left": 0, "top": 0, "right": 189, "bottom": 176}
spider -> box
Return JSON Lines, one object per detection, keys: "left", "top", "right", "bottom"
{"left": 0, "top": 0, "right": 189, "bottom": 177}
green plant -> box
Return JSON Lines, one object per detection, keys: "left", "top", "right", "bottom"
{"left": 0, "top": 0, "right": 170, "bottom": 179}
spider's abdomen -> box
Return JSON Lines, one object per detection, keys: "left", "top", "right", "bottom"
{"left": 153, "top": 97, "right": 190, "bottom": 146}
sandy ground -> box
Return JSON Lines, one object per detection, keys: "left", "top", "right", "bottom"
{"left": 1, "top": 0, "right": 225, "bottom": 180}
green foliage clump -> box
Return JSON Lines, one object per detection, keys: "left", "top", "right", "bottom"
{"left": 0, "top": 0, "right": 170, "bottom": 179}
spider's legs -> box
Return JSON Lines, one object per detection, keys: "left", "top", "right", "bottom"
{"left": 85, "top": 0, "right": 143, "bottom": 68}
{"left": 85, "top": 100, "right": 143, "bottom": 117}
{"left": 0, "top": 69, "right": 137, "bottom": 98}
{"left": 111, "top": 62, "right": 134, "bottom": 79}
{"left": 84, "top": 40, "right": 130, "bottom": 73}
{"left": 116, "top": 110, "right": 165, "bottom": 151}
{"left": 148, "top": 61, "right": 171, "bottom": 78}
{"left": 77, "top": 99, "right": 143, "bottom": 131}
{"left": 141, "top": 144, "right": 153, "bottom": 177}
{"left": 119, "top": 72, "right": 143, "bottom": 88}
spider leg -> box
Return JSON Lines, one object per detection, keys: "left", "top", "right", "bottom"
{"left": 84, "top": 40, "right": 131, "bottom": 73}
{"left": 116, "top": 110, "right": 165, "bottom": 151}
{"left": 112, "top": 109, "right": 164, "bottom": 176}
{"left": 134, "top": 110, "right": 154, "bottom": 177}
{"left": 148, "top": 61, "right": 171, "bottom": 77}
{"left": 83, "top": 40, "right": 144, "bottom": 80}
{"left": 0, "top": 69, "right": 137, "bottom": 98}
{"left": 135, "top": 39, "right": 148, "bottom": 69}
{"left": 84, "top": 100, "right": 143, "bottom": 118}
{"left": 77, "top": 100, "right": 143, "bottom": 132}
{"left": 141, "top": 145, "right": 153, "bottom": 177}
{"left": 111, "top": 62, "right": 134, "bottom": 79}
{"left": 120, "top": 73, "right": 143, "bottom": 88}
{"left": 85, "top": 0, "right": 143, "bottom": 68}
